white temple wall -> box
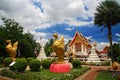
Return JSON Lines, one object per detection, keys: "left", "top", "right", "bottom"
{"left": 85, "top": 46, "right": 87, "bottom": 54}
{"left": 73, "top": 43, "right": 75, "bottom": 52}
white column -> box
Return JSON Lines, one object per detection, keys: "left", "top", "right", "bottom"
{"left": 85, "top": 46, "right": 87, "bottom": 54}
{"left": 73, "top": 43, "right": 75, "bottom": 52}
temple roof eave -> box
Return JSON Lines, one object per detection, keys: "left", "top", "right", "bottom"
{"left": 68, "top": 31, "right": 91, "bottom": 47}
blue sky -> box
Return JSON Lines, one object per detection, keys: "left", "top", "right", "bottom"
{"left": 0, "top": 0, "right": 120, "bottom": 50}
{"left": 35, "top": 22, "right": 120, "bottom": 42}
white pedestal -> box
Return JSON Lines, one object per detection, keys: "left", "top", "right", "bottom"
{"left": 9, "top": 61, "right": 16, "bottom": 66}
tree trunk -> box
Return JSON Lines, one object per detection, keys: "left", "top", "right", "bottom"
{"left": 107, "top": 25, "right": 113, "bottom": 63}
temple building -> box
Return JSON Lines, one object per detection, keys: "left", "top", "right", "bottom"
{"left": 99, "top": 46, "right": 109, "bottom": 61}
{"left": 68, "top": 31, "right": 91, "bottom": 60}
{"left": 67, "top": 31, "right": 110, "bottom": 63}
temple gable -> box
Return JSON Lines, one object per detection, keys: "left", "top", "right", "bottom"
{"left": 68, "top": 31, "right": 91, "bottom": 55}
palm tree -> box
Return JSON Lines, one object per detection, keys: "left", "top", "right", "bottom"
{"left": 94, "top": 0, "right": 120, "bottom": 62}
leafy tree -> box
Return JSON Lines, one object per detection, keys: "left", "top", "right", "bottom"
{"left": 94, "top": 0, "right": 120, "bottom": 62}
{"left": 108, "top": 43, "right": 120, "bottom": 63}
{"left": 0, "top": 17, "right": 38, "bottom": 58}
{"left": 19, "top": 32, "right": 37, "bottom": 57}
{"left": 0, "top": 17, "right": 23, "bottom": 58}
{"left": 44, "top": 38, "right": 54, "bottom": 56}
{"left": 65, "top": 40, "right": 71, "bottom": 52}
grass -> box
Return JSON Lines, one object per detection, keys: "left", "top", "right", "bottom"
{"left": 0, "top": 67, "right": 89, "bottom": 80}
{"left": 95, "top": 70, "right": 120, "bottom": 80}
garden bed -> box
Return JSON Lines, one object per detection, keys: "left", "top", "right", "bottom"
{"left": 0, "top": 67, "right": 89, "bottom": 80}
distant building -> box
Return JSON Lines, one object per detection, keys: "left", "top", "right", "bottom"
{"left": 99, "top": 46, "right": 109, "bottom": 61}
{"left": 68, "top": 31, "right": 109, "bottom": 62}
{"left": 68, "top": 31, "right": 91, "bottom": 60}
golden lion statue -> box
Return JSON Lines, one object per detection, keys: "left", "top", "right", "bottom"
{"left": 52, "top": 34, "right": 65, "bottom": 63}
{"left": 5, "top": 40, "right": 18, "bottom": 61}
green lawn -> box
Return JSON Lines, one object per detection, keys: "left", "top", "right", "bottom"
{"left": 96, "top": 70, "right": 120, "bottom": 80}
{"left": 0, "top": 67, "right": 89, "bottom": 80}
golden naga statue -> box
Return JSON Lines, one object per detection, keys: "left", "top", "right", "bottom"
{"left": 112, "top": 61, "right": 120, "bottom": 70}
{"left": 5, "top": 40, "right": 18, "bottom": 61}
{"left": 52, "top": 33, "right": 65, "bottom": 63}
{"left": 66, "top": 47, "right": 76, "bottom": 60}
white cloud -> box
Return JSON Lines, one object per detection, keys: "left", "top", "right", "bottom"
{"left": 115, "top": 33, "right": 120, "bottom": 37}
{"left": 0, "top": 0, "right": 106, "bottom": 27}
{"left": 0, "top": 0, "right": 49, "bottom": 30}
{"left": 115, "top": 33, "right": 120, "bottom": 41}
{"left": 60, "top": 34, "right": 72, "bottom": 44}
{"left": 66, "top": 19, "right": 93, "bottom": 26}
{"left": 85, "top": 36, "right": 92, "bottom": 40}
{"left": 83, "top": 0, "right": 104, "bottom": 17}
{"left": 39, "top": 0, "right": 102, "bottom": 24}
{"left": 96, "top": 42, "right": 109, "bottom": 51}
{"left": 65, "top": 27, "right": 74, "bottom": 31}
{"left": 30, "top": 30, "right": 50, "bottom": 46}
{"left": 0, "top": 0, "right": 107, "bottom": 45}
{"left": 96, "top": 41, "right": 119, "bottom": 51}
{"left": 0, "top": 0, "right": 103, "bottom": 30}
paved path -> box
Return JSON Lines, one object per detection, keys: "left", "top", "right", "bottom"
{"left": 75, "top": 66, "right": 110, "bottom": 80}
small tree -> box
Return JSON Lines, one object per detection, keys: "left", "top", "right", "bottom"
{"left": 44, "top": 38, "right": 54, "bottom": 56}
{"left": 0, "top": 17, "right": 38, "bottom": 58}
{"left": 108, "top": 43, "right": 120, "bottom": 62}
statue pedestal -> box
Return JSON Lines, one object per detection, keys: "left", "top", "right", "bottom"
{"left": 49, "top": 63, "right": 70, "bottom": 73}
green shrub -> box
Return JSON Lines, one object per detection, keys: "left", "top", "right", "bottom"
{"left": 0, "top": 69, "right": 17, "bottom": 78}
{"left": 101, "top": 61, "right": 110, "bottom": 66}
{"left": 117, "top": 56, "right": 120, "bottom": 63}
{"left": 29, "top": 59, "right": 41, "bottom": 71}
{"left": 72, "top": 59, "right": 82, "bottom": 68}
{"left": 0, "top": 57, "right": 3, "bottom": 63}
{"left": 27, "top": 57, "right": 35, "bottom": 64}
{"left": 51, "top": 58, "right": 57, "bottom": 63}
{"left": 0, "top": 64, "right": 4, "bottom": 68}
{"left": 0, "top": 67, "right": 89, "bottom": 80}
{"left": 105, "top": 61, "right": 110, "bottom": 66}
{"left": 81, "top": 61, "right": 87, "bottom": 65}
{"left": 41, "top": 59, "right": 52, "bottom": 69}
{"left": 3, "top": 57, "right": 12, "bottom": 66}
{"left": 11, "top": 58, "right": 28, "bottom": 72}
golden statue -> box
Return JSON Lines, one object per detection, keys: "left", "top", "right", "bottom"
{"left": 53, "top": 33, "right": 58, "bottom": 39}
{"left": 112, "top": 61, "right": 120, "bottom": 70}
{"left": 52, "top": 33, "right": 65, "bottom": 63}
{"left": 66, "top": 47, "right": 76, "bottom": 60}
{"left": 5, "top": 40, "right": 18, "bottom": 61}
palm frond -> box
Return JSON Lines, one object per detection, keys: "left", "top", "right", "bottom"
{"left": 94, "top": 0, "right": 120, "bottom": 27}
